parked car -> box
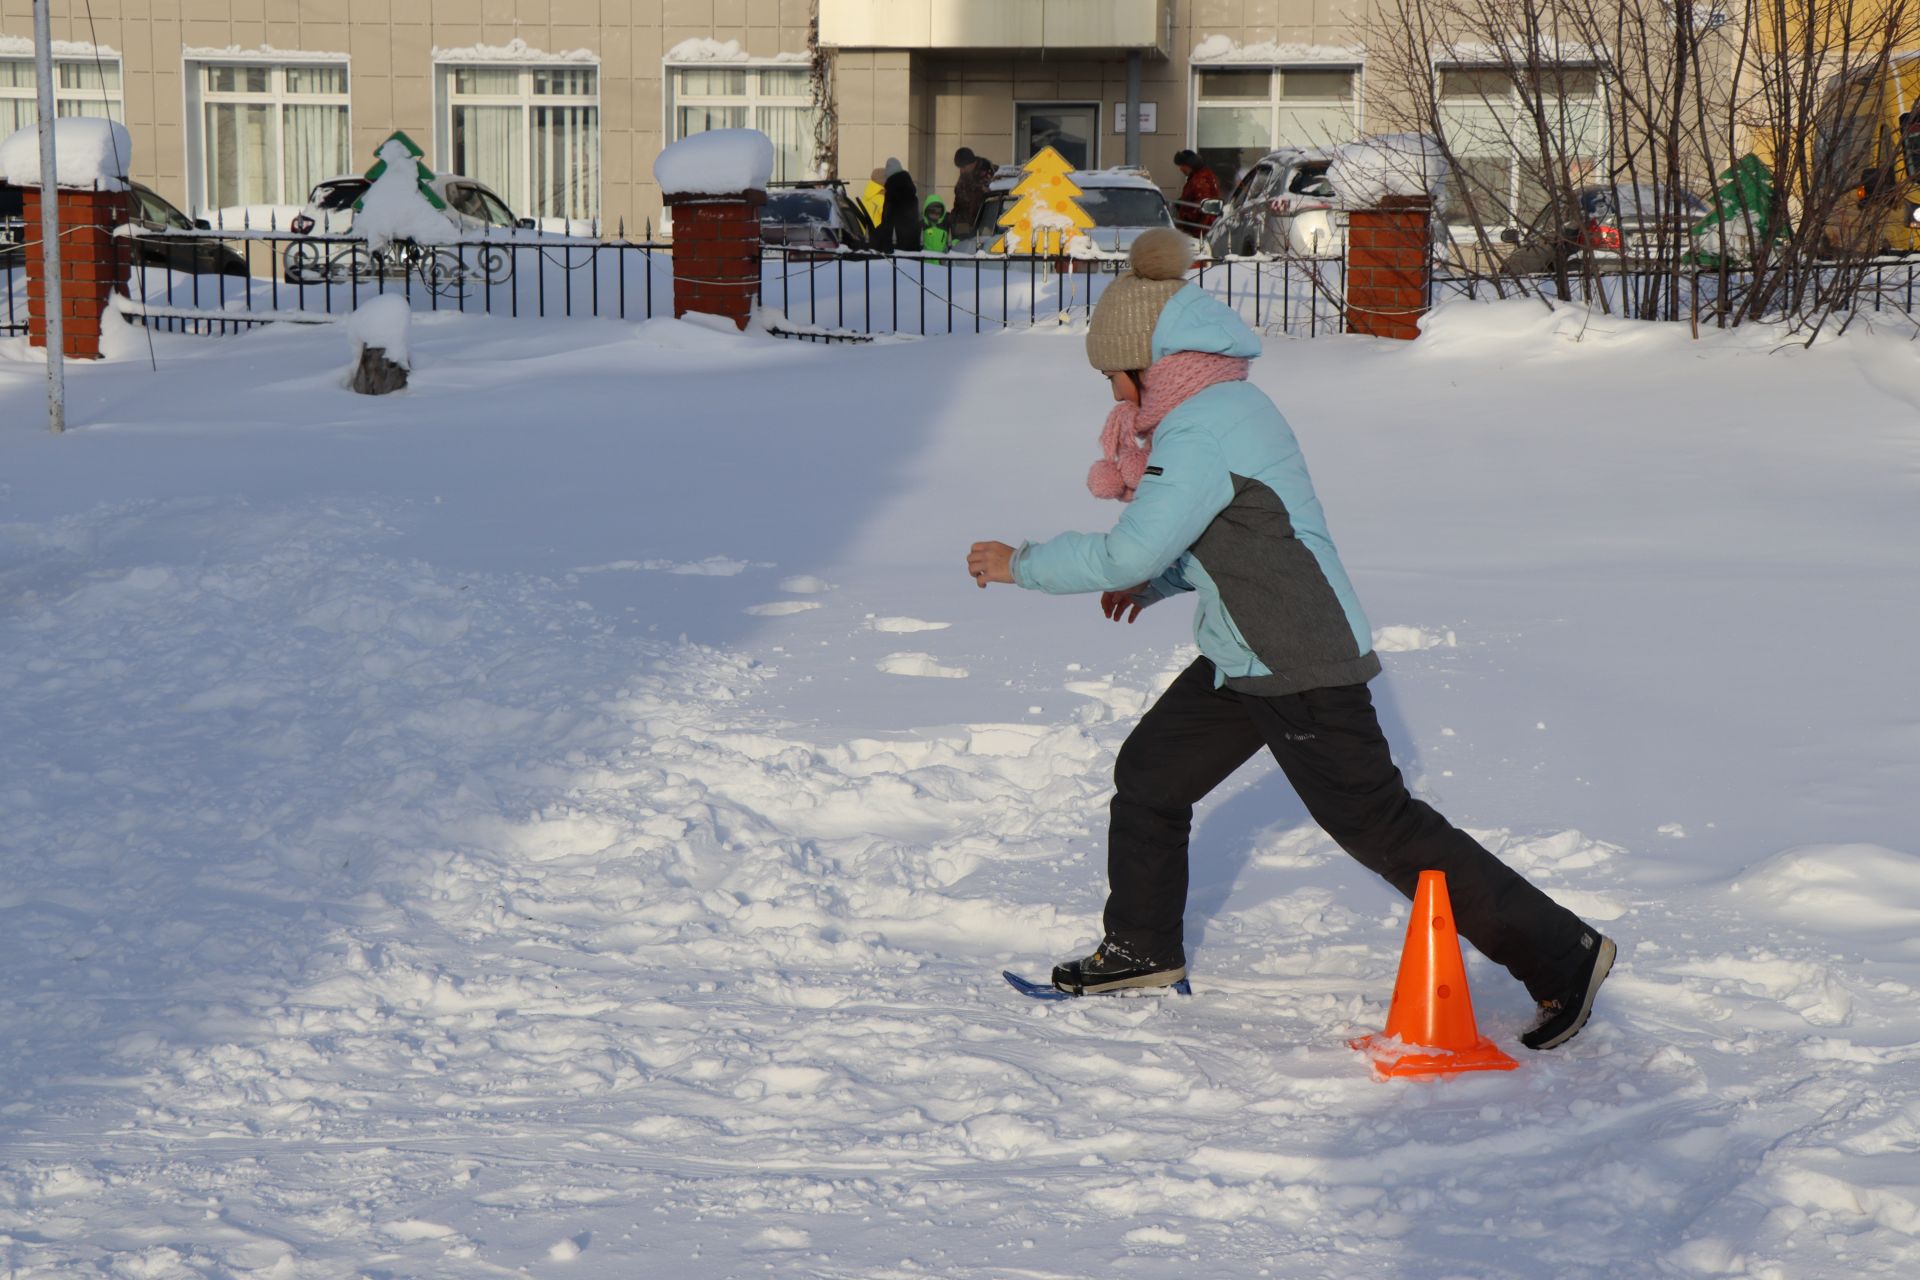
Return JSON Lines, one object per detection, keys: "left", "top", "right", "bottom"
{"left": 0, "top": 181, "right": 22, "bottom": 265}
{"left": 761, "top": 180, "right": 876, "bottom": 252}
{"left": 3, "top": 179, "right": 247, "bottom": 277}
{"left": 1205, "top": 148, "right": 1346, "bottom": 259}
{"left": 125, "top": 182, "right": 249, "bottom": 277}
{"left": 1500, "top": 185, "right": 1713, "bottom": 273}
{"left": 953, "top": 167, "right": 1177, "bottom": 255}
{"left": 288, "top": 173, "right": 538, "bottom": 237}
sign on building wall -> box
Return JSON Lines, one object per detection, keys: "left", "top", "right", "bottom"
{"left": 1112, "top": 102, "right": 1158, "bottom": 134}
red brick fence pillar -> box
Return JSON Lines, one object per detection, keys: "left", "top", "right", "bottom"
{"left": 1345, "top": 195, "right": 1430, "bottom": 341}
{"left": 664, "top": 189, "right": 764, "bottom": 330}
{"left": 23, "top": 184, "right": 131, "bottom": 360}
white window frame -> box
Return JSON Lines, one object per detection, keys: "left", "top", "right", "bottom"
{"left": 184, "top": 54, "right": 352, "bottom": 215}
{"left": 1433, "top": 61, "right": 1610, "bottom": 237}
{"left": 663, "top": 61, "right": 818, "bottom": 183}
{"left": 434, "top": 61, "right": 602, "bottom": 230}
{"left": 1187, "top": 63, "right": 1365, "bottom": 165}
{"left": 0, "top": 50, "right": 125, "bottom": 128}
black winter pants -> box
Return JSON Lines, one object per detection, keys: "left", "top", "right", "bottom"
{"left": 1105, "top": 658, "right": 1594, "bottom": 1002}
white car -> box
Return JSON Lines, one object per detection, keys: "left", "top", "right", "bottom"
{"left": 952, "top": 167, "right": 1179, "bottom": 256}
{"left": 288, "top": 173, "right": 536, "bottom": 238}
{"left": 1205, "top": 149, "right": 1347, "bottom": 259}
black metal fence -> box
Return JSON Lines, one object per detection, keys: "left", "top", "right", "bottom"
{"left": 758, "top": 246, "right": 1347, "bottom": 339}
{"left": 17, "top": 221, "right": 1916, "bottom": 346}
{"left": 2, "top": 226, "right": 1347, "bottom": 342}
{"left": 1430, "top": 256, "right": 1920, "bottom": 327}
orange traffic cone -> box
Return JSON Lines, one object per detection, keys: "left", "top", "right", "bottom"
{"left": 1350, "top": 869, "right": 1518, "bottom": 1079}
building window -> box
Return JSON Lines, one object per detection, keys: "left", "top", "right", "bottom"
{"left": 0, "top": 53, "right": 124, "bottom": 136}
{"left": 667, "top": 65, "right": 816, "bottom": 183}
{"left": 1436, "top": 66, "right": 1608, "bottom": 229}
{"left": 439, "top": 64, "right": 600, "bottom": 228}
{"left": 187, "top": 61, "right": 350, "bottom": 213}
{"left": 1192, "top": 66, "right": 1359, "bottom": 191}
{"left": 1016, "top": 103, "right": 1099, "bottom": 169}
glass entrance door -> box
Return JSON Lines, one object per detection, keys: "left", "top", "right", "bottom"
{"left": 1016, "top": 103, "right": 1098, "bottom": 168}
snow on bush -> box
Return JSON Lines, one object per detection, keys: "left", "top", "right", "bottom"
{"left": 0, "top": 118, "right": 131, "bottom": 190}
{"left": 346, "top": 294, "right": 412, "bottom": 368}
{"left": 654, "top": 128, "right": 775, "bottom": 198}
{"left": 354, "top": 139, "right": 453, "bottom": 252}
{"left": 1326, "top": 133, "right": 1445, "bottom": 210}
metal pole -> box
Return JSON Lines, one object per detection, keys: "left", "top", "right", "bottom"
{"left": 1125, "top": 52, "right": 1142, "bottom": 168}
{"left": 33, "top": 0, "right": 65, "bottom": 434}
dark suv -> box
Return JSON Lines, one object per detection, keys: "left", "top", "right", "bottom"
{"left": 2, "top": 179, "right": 246, "bottom": 276}
{"left": 1, "top": 182, "right": 24, "bottom": 266}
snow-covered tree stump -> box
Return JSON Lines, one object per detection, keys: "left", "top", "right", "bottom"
{"left": 0, "top": 119, "right": 135, "bottom": 360}
{"left": 346, "top": 295, "right": 411, "bottom": 395}
{"left": 654, "top": 129, "right": 774, "bottom": 331}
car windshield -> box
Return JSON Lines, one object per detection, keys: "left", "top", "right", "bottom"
{"left": 1074, "top": 187, "right": 1174, "bottom": 228}
{"left": 764, "top": 191, "right": 839, "bottom": 226}
{"left": 134, "top": 185, "right": 193, "bottom": 230}
{"left": 1289, "top": 165, "right": 1335, "bottom": 197}
{"left": 474, "top": 189, "right": 516, "bottom": 227}
{"left": 313, "top": 180, "right": 366, "bottom": 212}
{"left": 447, "top": 184, "right": 515, "bottom": 227}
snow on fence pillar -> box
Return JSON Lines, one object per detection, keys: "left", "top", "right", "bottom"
{"left": 1328, "top": 135, "right": 1443, "bottom": 343}
{"left": 0, "top": 119, "right": 134, "bottom": 360}
{"left": 654, "top": 128, "right": 775, "bottom": 331}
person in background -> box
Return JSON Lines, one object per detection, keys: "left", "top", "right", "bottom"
{"left": 951, "top": 147, "right": 997, "bottom": 239}
{"left": 861, "top": 166, "right": 887, "bottom": 231}
{"left": 1172, "top": 150, "right": 1222, "bottom": 235}
{"left": 879, "top": 158, "right": 921, "bottom": 254}
{"left": 922, "top": 193, "right": 953, "bottom": 253}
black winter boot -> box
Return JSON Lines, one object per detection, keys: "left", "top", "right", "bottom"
{"left": 1522, "top": 934, "right": 1618, "bottom": 1050}
{"left": 1051, "top": 937, "right": 1187, "bottom": 996}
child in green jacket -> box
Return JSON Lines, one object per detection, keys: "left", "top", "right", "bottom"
{"left": 922, "top": 194, "right": 953, "bottom": 253}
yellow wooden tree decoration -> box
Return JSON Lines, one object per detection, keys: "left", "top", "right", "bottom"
{"left": 993, "top": 146, "right": 1094, "bottom": 254}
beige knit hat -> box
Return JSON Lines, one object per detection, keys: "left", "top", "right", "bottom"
{"left": 1085, "top": 228, "right": 1195, "bottom": 372}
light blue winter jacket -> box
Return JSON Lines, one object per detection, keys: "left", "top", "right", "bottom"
{"left": 1012, "top": 284, "right": 1380, "bottom": 694}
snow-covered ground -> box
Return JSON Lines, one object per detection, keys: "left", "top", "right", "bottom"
{"left": 3, "top": 301, "right": 1919, "bottom": 1278}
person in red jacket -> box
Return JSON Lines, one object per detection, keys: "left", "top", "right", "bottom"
{"left": 1172, "top": 150, "right": 1222, "bottom": 234}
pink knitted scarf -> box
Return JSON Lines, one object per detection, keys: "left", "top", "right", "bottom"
{"left": 1087, "top": 351, "right": 1251, "bottom": 502}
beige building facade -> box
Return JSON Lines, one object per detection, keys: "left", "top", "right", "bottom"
{"left": 3, "top": 1, "right": 1610, "bottom": 237}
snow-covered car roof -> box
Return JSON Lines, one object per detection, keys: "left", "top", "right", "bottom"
{"left": 985, "top": 167, "right": 1166, "bottom": 194}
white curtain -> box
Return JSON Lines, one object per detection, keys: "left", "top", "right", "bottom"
{"left": 533, "top": 105, "right": 599, "bottom": 222}
{"left": 206, "top": 102, "right": 277, "bottom": 208}
{"left": 284, "top": 104, "right": 349, "bottom": 205}
{"left": 453, "top": 104, "right": 524, "bottom": 212}
{"left": 757, "top": 105, "right": 812, "bottom": 182}
{"left": 3, "top": 60, "right": 34, "bottom": 134}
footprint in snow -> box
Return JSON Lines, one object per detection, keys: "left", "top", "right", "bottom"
{"left": 869, "top": 616, "right": 951, "bottom": 633}
{"left": 878, "top": 651, "right": 968, "bottom": 679}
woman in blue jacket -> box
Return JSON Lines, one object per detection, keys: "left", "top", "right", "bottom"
{"left": 966, "top": 229, "right": 1615, "bottom": 1050}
